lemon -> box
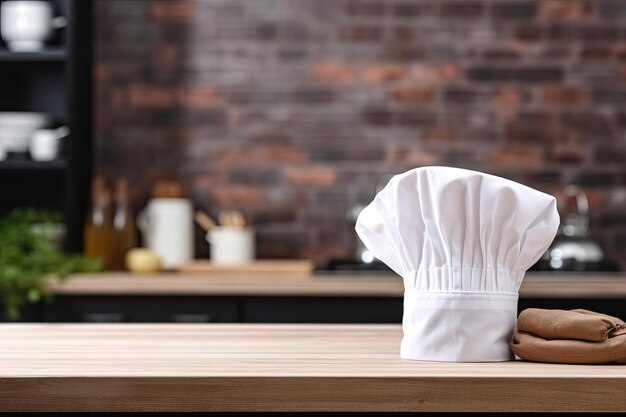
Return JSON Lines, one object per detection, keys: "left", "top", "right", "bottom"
{"left": 125, "top": 248, "right": 161, "bottom": 273}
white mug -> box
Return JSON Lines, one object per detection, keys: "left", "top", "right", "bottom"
{"left": 1, "top": 1, "right": 67, "bottom": 51}
{"left": 206, "top": 227, "right": 255, "bottom": 265}
{"left": 138, "top": 198, "right": 194, "bottom": 269}
{"left": 29, "top": 126, "right": 69, "bottom": 161}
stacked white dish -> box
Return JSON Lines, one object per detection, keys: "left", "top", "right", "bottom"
{"left": 0, "top": 112, "right": 52, "bottom": 159}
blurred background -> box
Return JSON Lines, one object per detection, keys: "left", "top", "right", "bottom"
{"left": 1, "top": 0, "right": 625, "bottom": 322}
{"left": 94, "top": 0, "right": 626, "bottom": 267}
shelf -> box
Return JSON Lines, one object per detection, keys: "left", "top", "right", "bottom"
{"left": 0, "top": 159, "right": 67, "bottom": 170}
{"left": 0, "top": 49, "right": 67, "bottom": 62}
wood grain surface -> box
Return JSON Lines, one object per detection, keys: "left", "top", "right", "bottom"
{"left": 176, "top": 259, "right": 314, "bottom": 277}
{"left": 46, "top": 272, "right": 626, "bottom": 298}
{"left": 0, "top": 324, "right": 625, "bottom": 412}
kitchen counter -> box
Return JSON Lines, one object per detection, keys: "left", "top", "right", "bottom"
{"left": 0, "top": 323, "right": 624, "bottom": 412}
{"left": 46, "top": 272, "right": 626, "bottom": 298}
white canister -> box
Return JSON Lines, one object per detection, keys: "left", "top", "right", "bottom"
{"left": 138, "top": 198, "right": 193, "bottom": 269}
{"left": 206, "top": 227, "right": 255, "bottom": 265}
{"left": 0, "top": 1, "right": 67, "bottom": 51}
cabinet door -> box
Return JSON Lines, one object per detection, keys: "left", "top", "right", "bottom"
{"left": 0, "top": 303, "right": 44, "bottom": 322}
{"left": 243, "top": 296, "right": 403, "bottom": 323}
{"left": 43, "top": 296, "right": 240, "bottom": 323}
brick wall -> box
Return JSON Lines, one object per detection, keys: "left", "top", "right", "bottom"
{"left": 94, "top": 0, "right": 626, "bottom": 269}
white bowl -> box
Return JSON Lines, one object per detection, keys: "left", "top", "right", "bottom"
{"left": 0, "top": 112, "right": 51, "bottom": 128}
{"left": 0, "top": 112, "right": 52, "bottom": 153}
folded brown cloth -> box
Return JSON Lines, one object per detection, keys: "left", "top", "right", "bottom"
{"left": 511, "top": 308, "right": 626, "bottom": 364}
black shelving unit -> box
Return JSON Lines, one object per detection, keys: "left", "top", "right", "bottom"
{"left": 0, "top": 0, "right": 92, "bottom": 252}
{"left": 0, "top": 48, "right": 67, "bottom": 61}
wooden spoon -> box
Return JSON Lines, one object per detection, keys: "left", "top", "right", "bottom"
{"left": 194, "top": 210, "right": 217, "bottom": 232}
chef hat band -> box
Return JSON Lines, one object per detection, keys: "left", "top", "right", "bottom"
{"left": 401, "top": 290, "right": 518, "bottom": 362}
{"left": 356, "top": 166, "right": 559, "bottom": 362}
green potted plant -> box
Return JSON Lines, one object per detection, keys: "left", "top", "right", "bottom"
{"left": 0, "top": 208, "right": 103, "bottom": 320}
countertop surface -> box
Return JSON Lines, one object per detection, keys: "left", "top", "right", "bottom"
{"left": 46, "top": 271, "right": 626, "bottom": 298}
{"left": 0, "top": 323, "right": 625, "bottom": 412}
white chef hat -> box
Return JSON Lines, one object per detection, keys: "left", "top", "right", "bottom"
{"left": 356, "top": 166, "right": 559, "bottom": 362}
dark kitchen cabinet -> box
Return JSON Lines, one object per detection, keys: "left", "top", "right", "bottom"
{"left": 23, "top": 294, "right": 626, "bottom": 324}
{"left": 43, "top": 296, "right": 240, "bottom": 323}
{"left": 41, "top": 296, "right": 402, "bottom": 323}
{"left": 243, "top": 296, "right": 402, "bottom": 323}
{"left": 0, "top": 0, "right": 93, "bottom": 252}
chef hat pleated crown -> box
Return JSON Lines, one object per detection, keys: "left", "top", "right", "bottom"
{"left": 356, "top": 166, "right": 559, "bottom": 362}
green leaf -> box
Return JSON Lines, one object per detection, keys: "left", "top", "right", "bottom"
{"left": 0, "top": 208, "right": 104, "bottom": 320}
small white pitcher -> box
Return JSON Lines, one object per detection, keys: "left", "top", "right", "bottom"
{"left": 29, "top": 126, "right": 69, "bottom": 161}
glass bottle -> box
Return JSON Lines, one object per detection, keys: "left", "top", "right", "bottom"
{"left": 84, "top": 176, "right": 119, "bottom": 270}
{"left": 114, "top": 178, "right": 137, "bottom": 268}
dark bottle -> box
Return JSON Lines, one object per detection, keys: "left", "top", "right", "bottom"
{"left": 114, "top": 178, "right": 137, "bottom": 269}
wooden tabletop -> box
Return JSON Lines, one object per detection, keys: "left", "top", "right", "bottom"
{"left": 0, "top": 324, "right": 625, "bottom": 412}
{"left": 46, "top": 271, "right": 626, "bottom": 298}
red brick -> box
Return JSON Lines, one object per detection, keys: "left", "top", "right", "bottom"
{"left": 410, "top": 64, "right": 459, "bottom": 84}
{"left": 467, "top": 66, "right": 563, "bottom": 83}
{"left": 211, "top": 185, "right": 265, "bottom": 207}
{"left": 422, "top": 128, "right": 456, "bottom": 142}
{"left": 176, "top": 87, "right": 222, "bottom": 108}
{"left": 491, "top": 88, "right": 523, "bottom": 108}
{"left": 362, "top": 64, "right": 407, "bottom": 84}
{"left": 93, "top": 64, "right": 110, "bottom": 82}
{"left": 287, "top": 166, "right": 337, "bottom": 187}
{"left": 158, "top": 128, "right": 194, "bottom": 143}
{"left": 192, "top": 173, "right": 228, "bottom": 189}
{"left": 393, "top": 2, "right": 430, "bottom": 17}
{"left": 338, "top": 25, "right": 382, "bottom": 42}
{"left": 212, "top": 146, "right": 309, "bottom": 166}
{"left": 439, "top": 1, "right": 484, "bottom": 18}
{"left": 540, "top": 0, "right": 591, "bottom": 20}
{"left": 227, "top": 107, "right": 242, "bottom": 128}
{"left": 547, "top": 24, "right": 619, "bottom": 41}
{"left": 491, "top": 146, "right": 540, "bottom": 167}
{"left": 509, "top": 127, "right": 571, "bottom": 143}
{"left": 581, "top": 47, "right": 613, "bottom": 61}
{"left": 391, "top": 87, "right": 435, "bottom": 104}
{"left": 546, "top": 144, "right": 587, "bottom": 163}
{"left": 111, "top": 88, "right": 125, "bottom": 107}
{"left": 387, "top": 147, "right": 439, "bottom": 164}
{"left": 157, "top": 44, "right": 179, "bottom": 67}
{"left": 514, "top": 24, "right": 544, "bottom": 41}
{"left": 543, "top": 87, "right": 587, "bottom": 106}
{"left": 128, "top": 86, "right": 172, "bottom": 108}
{"left": 491, "top": 1, "right": 538, "bottom": 19}
{"left": 313, "top": 62, "right": 356, "bottom": 84}
{"left": 392, "top": 26, "right": 415, "bottom": 41}
{"left": 345, "top": 1, "right": 387, "bottom": 16}
{"left": 151, "top": 1, "right": 191, "bottom": 21}
{"left": 94, "top": 109, "right": 110, "bottom": 128}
